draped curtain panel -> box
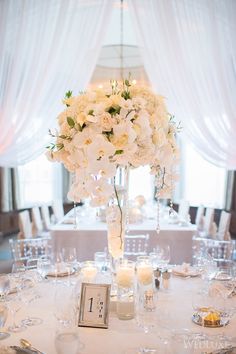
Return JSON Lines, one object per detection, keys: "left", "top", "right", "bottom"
{"left": 129, "top": 0, "right": 236, "bottom": 170}
{"left": 0, "top": 0, "right": 112, "bottom": 167}
{"left": 0, "top": 167, "right": 20, "bottom": 212}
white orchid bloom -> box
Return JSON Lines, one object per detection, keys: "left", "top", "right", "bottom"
{"left": 111, "top": 121, "right": 137, "bottom": 149}
{"left": 119, "top": 98, "right": 133, "bottom": 110}
{"left": 72, "top": 128, "right": 94, "bottom": 148}
{"left": 87, "top": 178, "right": 114, "bottom": 206}
{"left": 67, "top": 149, "right": 88, "bottom": 169}
{"left": 88, "top": 157, "right": 116, "bottom": 178}
{"left": 87, "top": 134, "right": 116, "bottom": 160}
{"left": 67, "top": 181, "right": 90, "bottom": 202}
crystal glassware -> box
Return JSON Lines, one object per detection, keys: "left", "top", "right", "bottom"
{"left": 0, "top": 304, "right": 10, "bottom": 340}
{"left": 55, "top": 328, "right": 84, "bottom": 354}
{"left": 0, "top": 274, "right": 10, "bottom": 302}
{"left": 53, "top": 284, "right": 77, "bottom": 327}
{"left": 81, "top": 261, "right": 98, "bottom": 283}
{"left": 116, "top": 259, "right": 135, "bottom": 320}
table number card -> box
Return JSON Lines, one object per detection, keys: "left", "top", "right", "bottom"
{"left": 78, "top": 283, "right": 111, "bottom": 328}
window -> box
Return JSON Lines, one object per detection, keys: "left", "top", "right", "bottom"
{"left": 18, "top": 154, "right": 62, "bottom": 208}
{"left": 176, "top": 141, "right": 227, "bottom": 208}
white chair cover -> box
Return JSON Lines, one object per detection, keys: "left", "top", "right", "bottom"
{"left": 18, "top": 210, "right": 33, "bottom": 239}
{"left": 52, "top": 200, "right": 64, "bottom": 223}
{"left": 178, "top": 200, "right": 190, "bottom": 222}
{"left": 195, "top": 205, "right": 205, "bottom": 227}
{"left": 218, "top": 211, "right": 231, "bottom": 241}
{"left": 204, "top": 207, "right": 215, "bottom": 236}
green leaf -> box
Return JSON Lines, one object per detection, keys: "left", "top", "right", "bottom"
{"left": 107, "top": 106, "right": 121, "bottom": 116}
{"left": 67, "top": 117, "right": 75, "bottom": 128}
{"left": 115, "top": 149, "right": 124, "bottom": 155}
{"left": 56, "top": 143, "right": 64, "bottom": 151}
{"left": 65, "top": 90, "right": 72, "bottom": 99}
{"left": 125, "top": 79, "right": 131, "bottom": 87}
{"left": 121, "top": 91, "right": 131, "bottom": 100}
{"left": 88, "top": 109, "right": 94, "bottom": 115}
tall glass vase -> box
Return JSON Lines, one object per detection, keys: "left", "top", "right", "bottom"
{"left": 106, "top": 165, "right": 129, "bottom": 264}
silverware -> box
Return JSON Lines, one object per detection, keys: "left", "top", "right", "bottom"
{"left": 204, "top": 346, "right": 236, "bottom": 354}
{"left": 20, "top": 338, "right": 44, "bottom": 354}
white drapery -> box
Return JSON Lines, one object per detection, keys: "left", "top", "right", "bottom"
{"left": 0, "top": 0, "right": 112, "bottom": 167}
{"left": 129, "top": 0, "right": 236, "bottom": 170}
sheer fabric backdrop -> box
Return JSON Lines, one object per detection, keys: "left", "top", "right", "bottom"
{"left": 129, "top": 0, "right": 236, "bottom": 169}
{"left": 0, "top": 0, "right": 112, "bottom": 167}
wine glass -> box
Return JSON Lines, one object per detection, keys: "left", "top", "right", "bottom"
{"left": 0, "top": 304, "right": 10, "bottom": 340}
{"left": 62, "top": 247, "right": 78, "bottom": 272}
{"left": 159, "top": 245, "right": 170, "bottom": 269}
{"left": 37, "top": 255, "right": 52, "bottom": 279}
{"left": 131, "top": 291, "right": 159, "bottom": 353}
{"left": 7, "top": 276, "right": 27, "bottom": 333}
{"left": 21, "top": 286, "right": 43, "bottom": 327}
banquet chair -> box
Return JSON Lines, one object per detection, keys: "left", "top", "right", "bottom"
{"left": 9, "top": 236, "right": 52, "bottom": 264}
{"left": 52, "top": 199, "right": 64, "bottom": 223}
{"left": 178, "top": 200, "right": 190, "bottom": 222}
{"left": 203, "top": 207, "right": 215, "bottom": 236}
{"left": 124, "top": 234, "right": 149, "bottom": 260}
{"left": 217, "top": 211, "right": 231, "bottom": 240}
{"left": 192, "top": 237, "right": 235, "bottom": 267}
{"left": 41, "top": 204, "right": 51, "bottom": 230}
{"left": 31, "top": 206, "right": 50, "bottom": 238}
{"left": 18, "top": 210, "right": 33, "bottom": 239}
{"left": 195, "top": 205, "right": 205, "bottom": 228}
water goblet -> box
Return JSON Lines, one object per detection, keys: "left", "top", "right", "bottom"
{"left": 94, "top": 251, "right": 111, "bottom": 274}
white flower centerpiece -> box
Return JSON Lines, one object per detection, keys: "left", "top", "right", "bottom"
{"left": 47, "top": 79, "right": 179, "bottom": 260}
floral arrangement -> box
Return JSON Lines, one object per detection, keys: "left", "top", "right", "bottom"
{"left": 47, "top": 79, "right": 179, "bottom": 258}
{"left": 47, "top": 79, "right": 179, "bottom": 207}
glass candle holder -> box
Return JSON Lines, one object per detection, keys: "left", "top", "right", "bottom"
{"left": 81, "top": 261, "right": 98, "bottom": 283}
{"left": 136, "top": 256, "right": 154, "bottom": 287}
{"left": 116, "top": 260, "right": 135, "bottom": 320}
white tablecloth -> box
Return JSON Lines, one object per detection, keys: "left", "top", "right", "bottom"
{"left": 50, "top": 211, "right": 196, "bottom": 264}
{"left": 4, "top": 276, "right": 236, "bottom": 354}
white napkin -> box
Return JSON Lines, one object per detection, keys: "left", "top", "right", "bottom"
{"left": 172, "top": 263, "right": 200, "bottom": 277}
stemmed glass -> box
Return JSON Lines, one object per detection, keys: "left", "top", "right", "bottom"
{"left": 37, "top": 255, "right": 52, "bottom": 280}
{"left": 131, "top": 291, "right": 158, "bottom": 353}
{"left": 213, "top": 281, "right": 236, "bottom": 341}
{"left": 0, "top": 274, "right": 10, "bottom": 302}
{"left": 7, "top": 275, "right": 27, "bottom": 333}
{"left": 21, "top": 286, "right": 43, "bottom": 327}
{"left": 158, "top": 245, "right": 170, "bottom": 269}
{"left": 62, "top": 247, "right": 78, "bottom": 285}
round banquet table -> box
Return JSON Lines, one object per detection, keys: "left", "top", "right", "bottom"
{"left": 3, "top": 274, "right": 236, "bottom": 354}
